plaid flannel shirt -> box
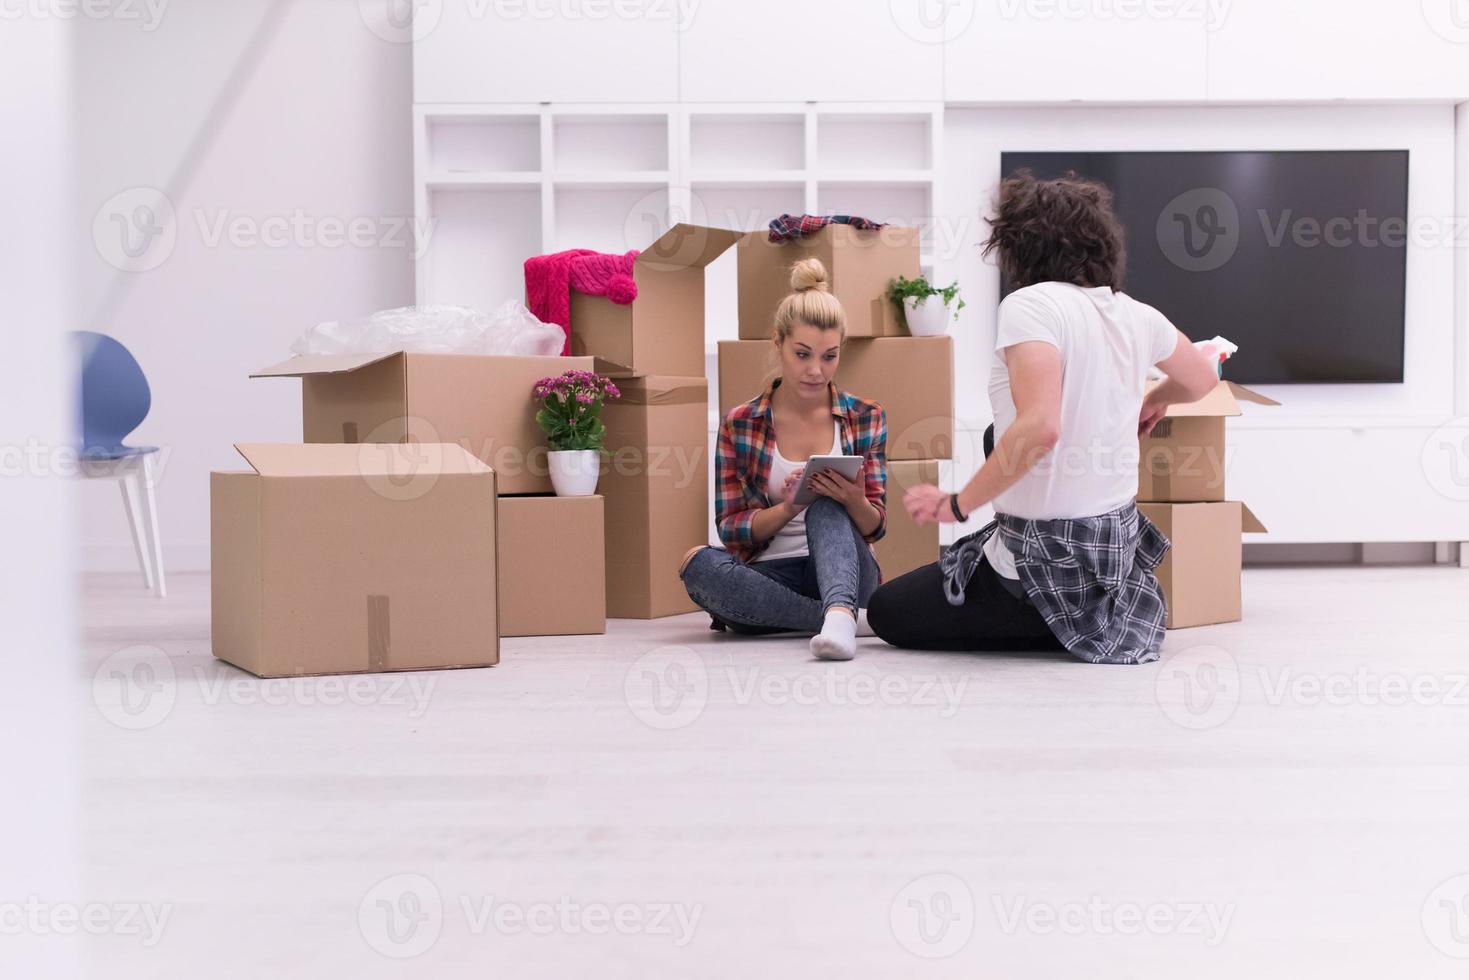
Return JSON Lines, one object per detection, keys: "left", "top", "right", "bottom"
{"left": 767, "top": 213, "right": 886, "bottom": 243}
{"left": 716, "top": 379, "right": 888, "bottom": 564}
{"left": 940, "top": 504, "right": 1170, "bottom": 665}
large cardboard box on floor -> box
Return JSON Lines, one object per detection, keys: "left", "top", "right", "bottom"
{"left": 498, "top": 495, "right": 606, "bottom": 637}
{"left": 1138, "top": 380, "right": 1279, "bottom": 502}
{"left": 599, "top": 372, "right": 709, "bottom": 619}
{"left": 210, "top": 443, "right": 498, "bottom": 677}
{"left": 251, "top": 351, "right": 592, "bottom": 496}
{"left": 567, "top": 223, "right": 743, "bottom": 377}
{"left": 1138, "top": 501, "right": 1267, "bottom": 629}
{"left": 717, "top": 337, "right": 953, "bottom": 461}
{"left": 738, "top": 224, "right": 920, "bottom": 339}
{"left": 875, "top": 459, "right": 941, "bottom": 580}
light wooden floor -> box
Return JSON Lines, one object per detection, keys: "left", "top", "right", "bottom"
{"left": 81, "top": 566, "right": 1469, "bottom": 978}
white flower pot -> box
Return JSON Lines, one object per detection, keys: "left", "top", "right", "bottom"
{"left": 548, "top": 449, "right": 600, "bottom": 497}
{"left": 903, "top": 296, "right": 954, "bottom": 337}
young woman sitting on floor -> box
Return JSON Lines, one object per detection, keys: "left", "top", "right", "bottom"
{"left": 679, "top": 258, "right": 888, "bottom": 662}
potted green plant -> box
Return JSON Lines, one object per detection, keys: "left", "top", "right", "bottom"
{"left": 532, "top": 369, "right": 620, "bottom": 496}
{"left": 887, "top": 275, "right": 965, "bottom": 337}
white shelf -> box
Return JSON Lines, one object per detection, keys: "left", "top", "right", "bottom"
{"left": 414, "top": 103, "right": 946, "bottom": 313}
{"left": 689, "top": 112, "right": 805, "bottom": 171}
{"left": 554, "top": 113, "right": 669, "bottom": 172}
{"left": 426, "top": 172, "right": 541, "bottom": 188}
{"left": 689, "top": 170, "right": 807, "bottom": 188}
{"left": 817, "top": 171, "right": 937, "bottom": 186}
{"left": 551, "top": 171, "right": 672, "bottom": 188}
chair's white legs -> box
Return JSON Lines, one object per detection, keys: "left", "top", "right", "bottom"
{"left": 138, "top": 454, "right": 166, "bottom": 598}
{"left": 119, "top": 466, "right": 155, "bottom": 590}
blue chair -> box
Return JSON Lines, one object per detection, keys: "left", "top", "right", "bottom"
{"left": 73, "top": 331, "right": 166, "bottom": 597}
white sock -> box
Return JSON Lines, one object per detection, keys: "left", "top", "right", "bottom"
{"left": 810, "top": 608, "right": 858, "bottom": 661}
{"left": 855, "top": 607, "right": 875, "bottom": 638}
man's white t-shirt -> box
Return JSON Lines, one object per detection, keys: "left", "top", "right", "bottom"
{"left": 983, "top": 282, "right": 1179, "bottom": 579}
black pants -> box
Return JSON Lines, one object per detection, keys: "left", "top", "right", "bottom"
{"left": 866, "top": 420, "right": 1063, "bottom": 652}
{"left": 866, "top": 557, "right": 1065, "bottom": 652}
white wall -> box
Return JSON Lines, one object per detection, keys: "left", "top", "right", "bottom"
{"left": 76, "top": 0, "right": 415, "bottom": 571}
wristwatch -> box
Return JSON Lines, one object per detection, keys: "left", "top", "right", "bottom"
{"left": 949, "top": 493, "right": 968, "bottom": 523}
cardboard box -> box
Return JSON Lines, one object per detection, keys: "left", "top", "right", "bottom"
{"left": 210, "top": 443, "right": 498, "bottom": 677}
{"left": 1138, "top": 380, "right": 1279, "bottom": 502}
{"left": 599, "top": 373, "right": 709, "bottom": 619}
{"left": 874, "top": 459, "right": 941, "bottom": 580}
{"left": 1138, "top": 500, "right": 1267, "bottom": 629}
{"left": 717, "top": 337, "right": 954, "bottom": 461}
{"left": 498, "top": 495, "right": 606, "bottom": 637}
{"left": 567, "top": 223, "right": 743, "bottom": 377}
{"left": 738, "top": 224, "right": 920, "bottom": 339}
{"left": 251, "top": 351, "right": 593, "bottom": 496}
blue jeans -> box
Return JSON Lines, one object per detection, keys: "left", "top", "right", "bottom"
{"left": 680, "top": 497, "right": 881, "bottom": 635}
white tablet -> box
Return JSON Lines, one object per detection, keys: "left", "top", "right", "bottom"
{"left": 791, "top": 454, "right": 864, "bottom": 505}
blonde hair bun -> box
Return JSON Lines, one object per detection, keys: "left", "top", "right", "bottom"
{"left": 788, "top": 257, "right": 831, "bottom": 293}
{"left": 772, "top": 257, "right": 846, "bottom": 339}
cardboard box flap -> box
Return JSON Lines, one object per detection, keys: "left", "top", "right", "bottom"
{"left": 636, "top": 223, "right": 742, "bottom": 270}
{"left": 1226, "top": 381, "right": 1281, "bottom": 407}
{"left": 615, "top": 375, "right": 708, "bottom": 405}
{"left": 1240, "top": 502, "right": 1267, "bottom": 533}
{"left": 592, "top": 357, "right": 640, "bottom": 379}
{"left": 234, "top": 442, "right": 490, "bottom": 478}
{"left": 1156, "top": 379, "right": 1282, "bottom": 418}
{"left": 1162, "top": 380, "right": 1242, "bottom": 419}
{"left": 250, "top": 351, "right": 401, "bottom": 379}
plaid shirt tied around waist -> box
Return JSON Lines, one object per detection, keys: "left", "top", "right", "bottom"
{"left": 715, "top": 380, "right": 888, "bottom": 564}
{"left": 940, "top": 503, "right": 1171, "bottom": 665}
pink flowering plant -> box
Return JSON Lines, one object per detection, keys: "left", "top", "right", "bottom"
{"left": 532, "top": 369, "right": 621, "bottom": 452}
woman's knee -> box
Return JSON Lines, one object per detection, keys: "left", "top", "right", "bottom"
{"left": 679, "top": 546, "right": 727, "bottom": 589}
{"left": 805, "top": 496, "right": 861, "bottom": 546}
{"left": 804, "top": 495, "right": 846, "bottom": 525}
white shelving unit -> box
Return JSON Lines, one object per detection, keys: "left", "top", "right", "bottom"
{"left": 413, "top": 103, "right": 945, "bottom": 343}
{"left": 415, "top": 104, "right": 683, "bottom": 314}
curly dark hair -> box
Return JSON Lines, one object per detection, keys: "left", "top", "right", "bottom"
{"left": 981, "top": 170, "right": 1127, "bottom": 292}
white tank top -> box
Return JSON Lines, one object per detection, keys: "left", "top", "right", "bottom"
{"left": 757, "top": 420, "right": 842, "bottom": 563}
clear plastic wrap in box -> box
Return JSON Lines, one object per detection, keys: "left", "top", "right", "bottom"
{"left": 290, "top": 302, "right": 564, "bottom": 358}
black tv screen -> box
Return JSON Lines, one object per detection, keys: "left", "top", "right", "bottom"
{"left": 997, "top": 151, "right": 1409, "bottom": 384}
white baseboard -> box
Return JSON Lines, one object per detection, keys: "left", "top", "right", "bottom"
{"left": 82, "top": 542, "right": 210, "bottom": 574}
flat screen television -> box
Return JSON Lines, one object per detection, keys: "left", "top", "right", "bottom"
{"left": 997, "top": 151, "right": 1409, "bottom": 384}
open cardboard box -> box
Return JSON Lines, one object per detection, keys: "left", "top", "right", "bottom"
{"left": 738, "top": 224, "right": 919, "bottom": 340}
{"left": 210, "top": 442, "right": 498, "bottom": 677}
{"left": 251, "top": 351, "right": 591, "bottom": 495}
{"left": 717, "top": 337, "right": 954, "bottom": 461}
{"left": 1139, "top": 380, "right": 1279, "bottom": 502}
{"left": 568, "top": 223, "right": 743, "bottom": 377}
{"left": 1139, "top": 500, "right": 1267, "bottom": 629}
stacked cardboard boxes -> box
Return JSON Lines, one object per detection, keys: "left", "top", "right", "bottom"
{"left": 719, "top": 225, "right": 952, "bottom": 581}
{"left": 1135, "top": 380, "right": 1278, "bottom": 628}
{"left": 566, "top": 223, "right": 743, "bottom": 618}
{"left": 240, "top": 349, "right": 610, "bottom": 658}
